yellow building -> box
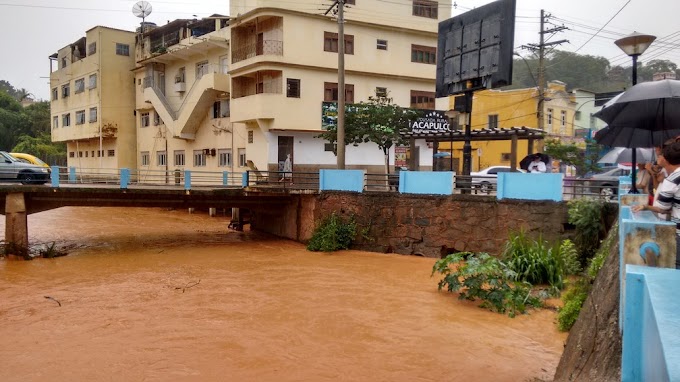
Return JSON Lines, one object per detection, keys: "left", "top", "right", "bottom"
{"left": 445, "top": 80, "right": 577, "bottom": 172}
{"left": 49, "top": 26, "right": 137, "bottom": 170}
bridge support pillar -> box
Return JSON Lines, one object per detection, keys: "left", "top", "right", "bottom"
{"left": 209, "top": 208, "right": 216, "bottom": 217}
{"left": 4, "top": 193, "right": 28, "bottom": 259}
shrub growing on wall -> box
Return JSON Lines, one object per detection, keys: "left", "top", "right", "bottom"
{"left": 307, "top": 213, "right": 357, "bottom": 252}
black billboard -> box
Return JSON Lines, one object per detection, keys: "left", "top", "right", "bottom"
{"left": 436, "top": 0, "right": 516, "bottom": 97}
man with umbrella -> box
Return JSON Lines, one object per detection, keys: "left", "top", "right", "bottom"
{"left": 527, "top": 154, "right": 547, "bottom": 173}
{"left": 632, "top": 139, "right": 680, "bottom": 269}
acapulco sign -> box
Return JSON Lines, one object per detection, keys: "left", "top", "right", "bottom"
{"left": 409, "top": 110, "right": 451, "bottom": 134}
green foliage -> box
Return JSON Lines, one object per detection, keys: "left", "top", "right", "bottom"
{"left": 317, "top": 96, "right": 418, "bottom": 172}
{"left": 587, "top": 222, "right": 616, "bottom": 279}
{"left": 544, "top": 138, "right": 602, "bottom": 177}
{"left": 432, "top": 252, "right": 542, "bottom": 317}
{"left": 557, "top": 279, "right": 589, "bottom": 332}
{"left": 560, "top": 239, "right": 582, "bottom": 276}
{"left": 307, "top": 213, "right": 357, "bottom": 252}
{"left": 503, "top": 231, "right": 570, "bottom": 292}
{"left": 567, "top": 198, "right": 607, "bottom": 260}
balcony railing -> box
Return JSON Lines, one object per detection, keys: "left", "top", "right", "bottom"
{"left": 232, "top": 40, "right": 283, "bottom": 63}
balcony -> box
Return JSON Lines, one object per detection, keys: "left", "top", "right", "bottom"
{"left": 232, "top": 40, "right": 283, "bottom": 63}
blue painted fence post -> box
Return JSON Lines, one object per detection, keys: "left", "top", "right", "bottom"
{"left": 50, "top": 166, "right": 60, "bottom": 187}
{"left": 242, "top": 171, "right": 249, "bottom": 188}
{"left": 120, "top": 168, "right": 130, "bottom": 189}
{"left": 185, "top": 170, "right": 191, "bottom": 190}
{"left": 68, "top": 167, "right": 76, "bottom": 183}
{"left": 223, "top": 171, "right": 229, "bottom": 186}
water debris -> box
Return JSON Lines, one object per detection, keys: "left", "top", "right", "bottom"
{"left": 175, "top": 279, "right": 201, "bottom": 293}
{"left": 44, "top": 296, "right": 62, "bottom": 307}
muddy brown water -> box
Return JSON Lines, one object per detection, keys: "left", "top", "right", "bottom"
{"left": 0, "top": 207, "right": 567, "bottom": 381}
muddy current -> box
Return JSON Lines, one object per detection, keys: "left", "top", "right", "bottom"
{"left": 0, "top": 207, "right": 567, "bottom": 381}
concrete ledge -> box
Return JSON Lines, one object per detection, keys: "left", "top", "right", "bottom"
{"left": 623, "top": 265, "right": 680, "bottom": 382}
{"left": 497, "top": 173, "right": 563, "bottom": 201}
{"left": 399, "top": 171, "right": 453, "bottom": 195}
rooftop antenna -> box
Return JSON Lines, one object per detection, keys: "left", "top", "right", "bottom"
{"left": 132, "top": 1, "right": 153, "bottom": 29}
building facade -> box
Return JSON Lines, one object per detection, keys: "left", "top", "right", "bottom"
{"left": 444, "top": 80, "right": 577, "bottom": 171}
{"left": 49, "top": 26, "right": 137, "bottom": 169}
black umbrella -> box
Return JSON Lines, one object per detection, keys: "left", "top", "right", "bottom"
{"left": 594, "top": 79, "right": 680, "bottom": 193}
{"left": 519, "top": 153, "right": 550, "bottom": 171}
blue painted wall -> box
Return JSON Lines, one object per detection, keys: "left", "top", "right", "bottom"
{"left": 496, "top": 173, "right": 563, "bottom": 201}
{"left": 399, "top": 171, "right": 454, "bottom": 195}
{"left": 623, "top": 265, "right": 680, "bottom": 382}
{"left": 319, "top": 169, "right": 365, "bottom": 192}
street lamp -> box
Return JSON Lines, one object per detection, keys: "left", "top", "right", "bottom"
{"left": 614, "top": 31, "right": 656, "bottom": 193}
{"left": 615, "top": 32, "right": 656, "bottom": 86}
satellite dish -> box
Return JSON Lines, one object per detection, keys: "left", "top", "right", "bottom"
{"left": 132, "top": 1, "right": 153, "bottom": 21}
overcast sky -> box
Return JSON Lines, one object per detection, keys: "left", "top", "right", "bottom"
{"left": 1, "top": 0, "right": 678, "bottom": 100}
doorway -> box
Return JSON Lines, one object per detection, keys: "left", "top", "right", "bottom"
{"left": 278, "top": 136, "right": 294, "bottom": 173}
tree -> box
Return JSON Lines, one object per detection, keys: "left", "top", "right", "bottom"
{"left": 317, "top": 96, "right": 417, "bottom": 176}
{"left": 544, "top": 138, "right": 602, "bottom": 177}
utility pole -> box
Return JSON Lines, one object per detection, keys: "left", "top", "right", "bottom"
{"left": 520, "top": 10, "right": 568, "bottom": 134}
{"left": 325, "top": 0, "right": 346, "bottom": 169}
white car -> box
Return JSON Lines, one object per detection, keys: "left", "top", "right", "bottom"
{"left": 470, "top": 165, "right": 525, "bottom": 193}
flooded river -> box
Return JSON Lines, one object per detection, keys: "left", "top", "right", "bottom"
{"left": 0, "top": 207, "right": 567, "bottom": 381}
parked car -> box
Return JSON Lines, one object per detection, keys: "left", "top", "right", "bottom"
{"left": 9, "top": 152, "right": 50, "bottom": 168}
{"left": 0, "top": 151, "right": 50, "bottom": 184}
{"left": 470, "top": 165, "right": 525, "bottom": 193}
{"left": 581, "top": 166, "right": 632, "bottom": 200}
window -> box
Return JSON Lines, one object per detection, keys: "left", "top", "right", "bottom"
{"left": 174, "top": 150, "right": 185, "bottom": 166}
{"left": 107, "top": 149, "right": 115, "bottom": 157}
{"left": 501, "top": 153, "right": 511, "bottom": 161}
{"left": 78, "top": 151, "right": 83, "bottom": 158}
{"left": 53, "top": 116, "right": 58, "bottom": 129}
{"left": 560, "top": 110, "right": 567, "bottom": 133}
{"left": 377, "top": 39, "right": 388, "bottom": 50}
{"left": 61, "top": 57, "right": 67, "bottom": 69}
{"left": 238, "top": 148, "right": 246, "bottom": 167}
{"left": 218, "top": 149, "right": 232, "bottom": 167}
{"left": 141, "top": 151, "right": 150, "bottom": 166}
{"left": 62, "top": 84, "right": 70, "bottom": 98}
{"left": 345, "top": 0, "right": 355, "bottom": 4}
{"left": 413, "top": 0, "right": 438, "bottom": 18}
{"left": 324, "top": 82, "right": 354, "bottom": 103}
{"left": 213, "top": 102, "right": 221, "bottom": 119}
{"left": 196, "top": 61, "right": 209, "bottom": 79}
{"left": 141, "top": 112, "right": 150, "bottom": 127}
{"left": 287, "top": 78, "right": 301, "bottom": 98}
{"left": 89, "top": 107, "right": 97, "bottom": 123}
{"left": 410, "top": 90, "right": 435, "bottom": 109}
{"left": 115, "top": 43, "right": 130, "bottom": 56}
{"left": 75, "top": 110, "right": 85, "bottom": 125}
{"left": 248, "top": 131, "right": 254, "bottom": 144}
{"left": 69, "top": 152, "right": 75, "bottom": 158}
{"left": 488, "top": 114, "right": 499, "bottom": 129}
{"left": 324, "top": 32, "right": 354, "bottom": 54}
{"left": 87, "top": 42, "right": 96, "bottom": 55}
{"left": 51, "top": 88, "right": 58, "bottom": 100}
{"left": 176, "top": 67, "right": 186, "bottom": 83}
{"left": 88, "top": 74, "right": 97, "bottom": 89}
{"left": 574, "top": 110, "right": 581, "bottom": 121}
{"left": 547, "top": 108, "right": 553, "bottom": 128}
{"left": 219, "top": 99, "right": 230, "bottom": 117}
{"left": 75, "top": 78, "right": 85, "bottom": 93}
{"left": 193, "top": 150, "right": 206, "bottom": 167}
{"left": 153, "top": 111, "right": 161, "bottom": 126}
{"left": 62, "top": 113, "right": 71, "bottom": 127}
{"left": 157, "top": 151, "right": 167, "bottom": 166}
{"left": 375, "top": 87, "right": 387, "bottom": 98}
{"left": 324, "top": 143, "right": 337, "bottom": 152}
{"left": 411, "top": 44, "right": 436, "bottom": 64}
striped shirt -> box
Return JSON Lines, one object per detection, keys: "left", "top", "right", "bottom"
{"left": 654, "top": 167, "right": 680, "bottom": 234}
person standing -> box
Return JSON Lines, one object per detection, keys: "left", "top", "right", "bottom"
{"left": 527, "top": 154, "right": 546, "bottom": 173}
{"left": 633, "top": 140, "right": 680, "bottom": 269}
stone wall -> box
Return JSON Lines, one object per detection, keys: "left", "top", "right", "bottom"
{"left": 253, "top": 191, "right": 577, "bottom": 258}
